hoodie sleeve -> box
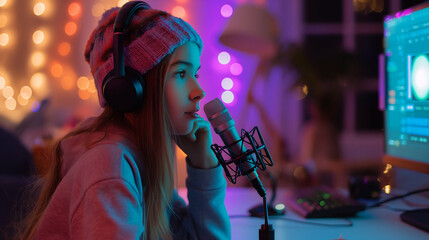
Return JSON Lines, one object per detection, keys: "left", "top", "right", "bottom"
{"left": 170, "top": 162, "right": 231, "bottom": 240}
{"left": 70, "top": 178, "right": 144, "bottom": 240}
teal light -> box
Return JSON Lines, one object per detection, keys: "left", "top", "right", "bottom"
{"left": 411, "top": 54, "right": 429, "bottom": 101}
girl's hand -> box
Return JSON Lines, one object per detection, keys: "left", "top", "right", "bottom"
{"left": 174, "top": 117, "right": 218, "bottom": 169}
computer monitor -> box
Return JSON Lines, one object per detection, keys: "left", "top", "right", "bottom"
{"left": 383, "top": 3, "right": 429, "bottom": 233}
{"left": 383, "top": 2, "right": 429, "bottom": 174}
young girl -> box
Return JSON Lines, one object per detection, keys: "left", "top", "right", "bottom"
{"left": 18, "top": 1, "right": 231, "bottom": 239}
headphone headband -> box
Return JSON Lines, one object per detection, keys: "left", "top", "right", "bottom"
{"left": 112, "top": 1, "right": 151, "bottom": 77}
{"left": 114, "top": 1, "right": 152, "bottom": 33}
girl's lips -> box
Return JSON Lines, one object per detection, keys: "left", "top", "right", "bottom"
{"left": 185, "top": 112, "right": 199, "bottom": 118}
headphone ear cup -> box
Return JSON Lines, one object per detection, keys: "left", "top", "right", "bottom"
{"left": 102, "top": 67, "right": 145, "bottom": 112}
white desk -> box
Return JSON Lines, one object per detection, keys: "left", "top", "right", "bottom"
{"left": 179, "top": 187, "right": 429, "bottom": 240}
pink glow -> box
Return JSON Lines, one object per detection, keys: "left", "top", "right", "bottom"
{"left": 230, "top": 63, "right": 243, "bottom": 76}
{"left": 220, "top": 4, "right": 233, "bottom": 18}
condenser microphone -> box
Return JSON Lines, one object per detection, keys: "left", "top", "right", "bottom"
{"left": 204, "top": 98, "right": 266, "bottom": 197}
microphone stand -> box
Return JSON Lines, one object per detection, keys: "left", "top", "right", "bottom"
{"left": 259, "top": 196, "right": 275, "bottom": 240}
{"left": 210, "top": 126, "right": 275, "bottom": 240}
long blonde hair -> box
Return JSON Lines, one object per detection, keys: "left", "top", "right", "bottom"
{"left": 18, "top": 38, "right": 175, "bottom": 240}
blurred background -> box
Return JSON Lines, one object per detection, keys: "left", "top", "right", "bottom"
{"left": 1, "top": 0, "right": 428, "bottom": 193}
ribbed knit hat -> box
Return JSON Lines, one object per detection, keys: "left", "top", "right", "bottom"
{"left": 84, "top": 7, "right": 203, "bottom": 107}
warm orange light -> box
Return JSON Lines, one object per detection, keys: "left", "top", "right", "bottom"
{"left": 2, "top": 85, "right": 13, "bottom": 98}
{"left": 91, "top": 3, "right": 105, "bottom": 17}
{"left": 61, "top": 75, "right": 74, "bottom": 90}
{"left": 175, "top": 0, "right": 189, "bottom": 3}
{"left": 51, "top": 63, "right": 64, "bottom": 78}
{"left": 33, "top": 2, "right": 46, "bottom": 16}
{"left": 65, "top": 22, "right": 77, "bottom": 36}
{"left": 384, "top": 185, "right": 391, "bottom": 194}
{"left": 0, "top": 33, "right": 9, "bottom": 46}
{"left": 172, "top": 6, "right": 186, "bottom": 19}
{"left": 68, "top": 2, "right": 81, "bottom": 18}
{"left": 78, "top": 89, "right": 91, "bottom": 100}
{"left": 17, "top": 95, "right": 29, "bottom": 106}
{"left": 117, "top": 0, "right": 129, "bottom": 7}
{"left": 32, "top": 30, "right": 44, "bottom": 44}
{"left": 20, "top": 86, "right": 32, "bottom": 99}
{"left": 30, "top": 73, "right": 45, "bottom": 89}
{"left": 5, "top": 97, "right": 16, "bottom": 110}
{"left": 0, "top": 76, "right": 5, "bottom": 89}
{"left": 88, "top": 79, "right": 97, "bottom": 93}
{"left": 31, "top": 52, "right": 45, "bottom": 67}
{"left": 0, "top": 0, "right": 7, "bottom": 8}
{"left": 77, "top": 76, "right": 89, "bottom": 90}
{"left": 0, "top": 15, "right": 7, "bottom": 28}
{"left": 58, "top": 42, "right": 71, "bottom": 56}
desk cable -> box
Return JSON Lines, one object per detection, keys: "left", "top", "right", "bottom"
{"left": 367, "top": 187, "right": 429, "bottom": 209}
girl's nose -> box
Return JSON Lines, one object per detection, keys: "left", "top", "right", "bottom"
{"left": 190, "top": 82, "right": 205, "bottom": 101}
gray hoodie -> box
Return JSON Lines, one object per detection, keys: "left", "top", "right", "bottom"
{"left": 33, "top": 118, "right": 231, "bottom": 239}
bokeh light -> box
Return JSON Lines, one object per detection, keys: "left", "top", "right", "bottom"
{"left": 77, "top": 76, "right": 89, "bottom": 90}
{"left": 221, "top": 4, "right": 233, "bottom": 18}
{"left": 65, "top": 21, "right": 77, "bottom": 36}
{"left": 58, "top": 42, "right": 71, "bottom": 56}
{"left": 31, "top": 101, "right": 41, "bottom": 112}
{"left": 88, "top": 79, "right": 97, "bottom": 93}
{"left": 117, "top": 0, "right": 129, "bottom": 7}
{"left": 221, "top": 91, "right": 234, "bottom": 104}
{"left": 78, "top": 89, "right": 91, "bottom": 100}
{"left": 68, "top": 2, "right": 81, "bottom": 18}
{"left": 51, "top": 63, "right": 63, "bottom": 78}
{"left": 230, "top": 63, "right": 243, "bottom": 76}
{"left": 33, "top": 2, "right": 46, "bottom": 16}
{"left": 0, "top": 33, "right": 9, "bottom": 46}
{"left": 31, "top": 52, "right": 45, "bottom": 67}
{"left": 92, "top": 3, "right": 105, "bottom": 17}
{"left": 32, "top": 30, "right": 45, "bottom": 44}
{"left": 17, "top": 95, "right": 29, "bottom": 106}
{"left": 30, "top": 73, "right": 46, "bottom": 89}
{"left": 0, "top": 15, "right": 8, "bottom": 28}
{"left": 221, "top": 77, "right": 233, "bottom": 90}
{"left": 0, "top": 0, "right": 7, "bottom": 7}
{"left": 0, "top": 76, "right": 5, "bottom": 89}
{"left": 20, "top": 86, "right": 32, "bottom": 99}
{"left": 2, "top": 85, "right": 13, "bottom": 98}
{"left": 5, "top": 97, "right": 16, "bottom": 110}
{"left": 218, "top": 51, "right": 231, "bottom": 65}
{"left": 172, "top": 6, "right": 186, "bottom": 18}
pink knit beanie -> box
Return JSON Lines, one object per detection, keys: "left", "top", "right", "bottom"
{"left": 84, "top": 7, "right": 203, "bottom": 107}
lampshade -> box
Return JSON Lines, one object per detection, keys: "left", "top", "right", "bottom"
{"left": 219, "top": 4, "right": 279, "bottom": 59}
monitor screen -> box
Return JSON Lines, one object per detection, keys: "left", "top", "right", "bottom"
{"left": 384, "top": 3, "right": 429, "bottom": 173}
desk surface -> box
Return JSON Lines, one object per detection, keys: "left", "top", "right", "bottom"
{"left": 179, "top": 187, "right": 429, "bottom": 240}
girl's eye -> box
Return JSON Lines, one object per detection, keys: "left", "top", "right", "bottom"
{"left": 176, "top": 71, "right": 185, "bottom": 79}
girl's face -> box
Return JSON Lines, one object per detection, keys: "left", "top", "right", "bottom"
{"left": 165, "top": 42, "right": 205, "bottom": 135}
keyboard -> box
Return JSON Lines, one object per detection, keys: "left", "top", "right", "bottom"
{"left": 286, "top": 185, "right": 366, "bottom": 218}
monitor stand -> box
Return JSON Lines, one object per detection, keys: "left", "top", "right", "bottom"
{"left": 400, "top": 208, "right": 429, "bottom": 233}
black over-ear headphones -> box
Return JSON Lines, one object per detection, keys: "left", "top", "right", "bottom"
{"left": 102, "top": 1, "right": 151, "bottom": 112}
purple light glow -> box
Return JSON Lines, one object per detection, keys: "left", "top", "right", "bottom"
{"left": 230, "top": 63, "right": 243, "bottom": 76}
{"left": 221, "top": 90, "right": 234, "bottom": 103}
{"left": 31, "top": 101, "right": 40, "bottom": 112}
{"left": 220, "top": 4, "right": 233, "bottom": 18}
{"left": 218, "top": 51, "right": 231, "bottom": 65}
